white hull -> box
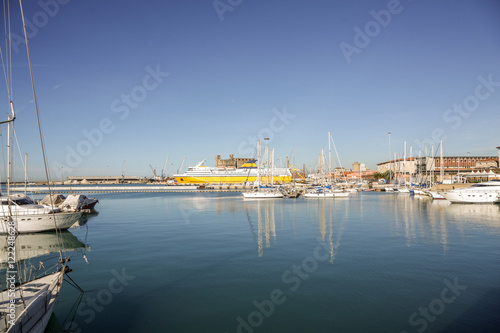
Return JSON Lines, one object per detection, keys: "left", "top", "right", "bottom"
{"left": 442, "top": 191, "right": 500, "bottom": 204}
{"left": 242, "top": 192, "right": 283, "bottom": 199}
{"left": 439, "top": 180, "right": 500, "bottom": 203}
{"left": 428, "top": 191, "right": 447, "bottom": 200}
{"left": 0, "top": 271, "right": 64, "bottom": 333}
{"left": 304, "top": 192, "right": 335, "bottom": 198}
{"left": 0, "top": 212, "right": 83, "bottom": 234}
{"left": 304, "top": 191, "right": 350, "bottom": 198}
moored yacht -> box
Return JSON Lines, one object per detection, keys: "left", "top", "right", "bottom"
{"left": 0, "top": 195, "right": 83, "bottom": 233}
{"left": 441, "top": 180, "right": 500, "bottom": 204}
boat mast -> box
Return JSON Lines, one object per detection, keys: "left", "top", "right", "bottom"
{"left": 388, "top": 132, "right": 392, "bottom": 184}
{"left": 409, "top": 145, "right": 412, "bottom": 187}
{"left": 6, "top": 103, "right": 15, "bottom": 201}
{"left": 271, "top": 148, "right": 274, "bottom": 185}
{"left": 328, "top": 132, "right": 332, "bottom": 186}
{"left": 430, "top": 145, "right": 434, "bottom": 186}
{"left": 403, "top": 141, "right": 407, "bottom": 187}
{"left": 24, "top": 153, "right": 28, "bottom": 196}
{"left": 257, "top": 140, "right": 261, "bottom": 186}
{"left": 440, "top": 139, "right": 444, "bottom": 184}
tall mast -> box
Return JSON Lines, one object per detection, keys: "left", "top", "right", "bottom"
{"left": 431, "top": 145, "right": 434, "bottom": 186}
{"left": 409, "top": 145, "right": 412, "bottom": 186}
{"left": 388, "top": 132, "right": 392, "bottom": 184}
{"left": 271, "top": 149, "right": 274, "bottom": 185}
{"left": 440, "top": 139, "right": 444, "bottom": 184}
{"left": 328, "top": 132, "right": 332, "bottom": 185}
{"left": 257, "top": 140, "right": 261, "bottom": 185}
{"left": 24, "top": 153, "right": 28, "bottom": 196}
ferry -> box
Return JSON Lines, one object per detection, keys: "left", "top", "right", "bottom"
{"left": 173, "top": 159, "right": 293, "bottom": 184}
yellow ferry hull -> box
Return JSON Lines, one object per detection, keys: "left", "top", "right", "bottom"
{"left": 174, "top": 175, "right": 292, "bottom": 184}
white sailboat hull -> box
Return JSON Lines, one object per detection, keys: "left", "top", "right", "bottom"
{"left": 304, "top": 192, "right": 335, "bottom": 198}
{"left": 303, "top": 191, "right": 350, "bottom": 198}
{"left": 0, "top": 271, "right": 64, "bottom": 333}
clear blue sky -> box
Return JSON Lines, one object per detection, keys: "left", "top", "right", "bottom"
{"left": 2, "top": 0, "right": 499, "bottom": 180}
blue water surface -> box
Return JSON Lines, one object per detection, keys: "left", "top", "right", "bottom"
{"left": 42, "top": 191, "right": 500, "bottom": 333}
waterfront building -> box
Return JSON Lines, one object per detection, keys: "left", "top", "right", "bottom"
{"left": 377, "top": 147, "right": 500, "bottom": 182}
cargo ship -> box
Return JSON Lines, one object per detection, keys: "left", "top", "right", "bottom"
{"left": 173, "top": 159, "right": 293, "bottom": 184}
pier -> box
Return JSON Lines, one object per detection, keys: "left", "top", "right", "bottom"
{"left": 8, "top": 185, "right": 249, "bottom": 194}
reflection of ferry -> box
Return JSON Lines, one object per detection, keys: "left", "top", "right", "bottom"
{"left": 174, "top": 160, "right": 292, "bottom": 184}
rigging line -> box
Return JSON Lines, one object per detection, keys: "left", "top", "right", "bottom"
{"left": 64, "top": 274, "right": 84, "bottom": 293}
{"left": 0, "top": 128, "right": 6, "bottom": 184}
{"left": 61, "top": 291, "right": 84, "bottom": 331}
{"left": 1, "top": 0, "right": 12, "bottom": 100}
{"left": 18, "top": 0, "right": 67, "bottom": 260}
{"left": 12, "top": 127, "right": 25, "bottom": 171}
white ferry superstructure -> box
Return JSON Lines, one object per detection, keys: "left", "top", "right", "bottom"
{"left": 173, "top": 160, "right": 292, "bottom": 184}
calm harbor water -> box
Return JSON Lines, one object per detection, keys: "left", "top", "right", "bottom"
{"left": 34, "top": 191, "right": 500, "bottom": 332}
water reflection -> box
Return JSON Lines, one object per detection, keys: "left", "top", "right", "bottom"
{"left": 383, "top": 194, "right": 500, "bottom": 251}
{"left": 0, "top": 231, "right": 89, "bottom": 266}
{"left": 241, "top": 198, "right": 348, "bottom": 262}
{"left": 255, "top": 200, "right": 276, "bottom": 257}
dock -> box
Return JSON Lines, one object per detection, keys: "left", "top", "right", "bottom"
{"left": 8, "top": 185, "right": 248, "bottom": 194}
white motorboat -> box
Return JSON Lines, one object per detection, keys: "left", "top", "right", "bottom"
{"left": 40, "top": 193, "right": 99, "bottom": 212}
{"left": 441, "top": 180, "right": 500, "bottom": 204}
{"left": 0, "top": 196, "right": 83, "bottom": 234}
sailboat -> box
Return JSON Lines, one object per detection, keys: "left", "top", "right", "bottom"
{"left": 0, "top": 232, "right": 88, "bottom": 332}
{"left": 0, "top": 1, "right": 79, "bottom": 331}
{"left": 304, "top": 149, "right": 336, "bottom": 198}
{"left": 304, "top": 133, "right": 350, "bottom": 198}
{"left": 242, "top": 141, "right": 283, "bottom": 199}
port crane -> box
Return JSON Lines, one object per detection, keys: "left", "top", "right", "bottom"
{"left": 177, "top": 157, "right": 186, "bottom": 174}
{"left": 149, "top": 164, "right": 159, "bottom": 180}
{"left": 161, "top": 156, "right": 169, "bottom": 179}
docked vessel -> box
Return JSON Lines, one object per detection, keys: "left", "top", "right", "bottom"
{"left": 441, "top": 180, "right": 500, "bottom": 204}
{"left": 0, "top": 196, "right": 83, "bottom": 234}
{"left": 174, "top": 159, "right": 292, "bottom": 184}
